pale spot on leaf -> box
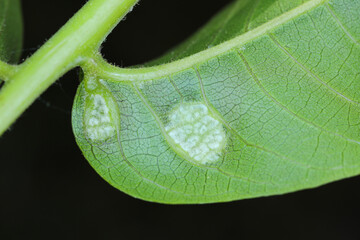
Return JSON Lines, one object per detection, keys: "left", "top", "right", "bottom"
{"left": 165, "top": 103, "right": 226, "bottom": 164}
{"left": 84, "top": 93, "right": 116, "bottom": 141}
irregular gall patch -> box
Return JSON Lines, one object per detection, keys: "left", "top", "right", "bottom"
{"left": 84, "top": 93, "right": 116, "bottom": 141}
{"left": 83, "top": 77, "right": 119, "bottom": 142}
{"left": 165, "top": 103, "right": 226, "bottom": 164}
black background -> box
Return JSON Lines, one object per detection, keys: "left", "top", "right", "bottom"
{"left": 1, "top": 1, "right": 360, "bottom": 239}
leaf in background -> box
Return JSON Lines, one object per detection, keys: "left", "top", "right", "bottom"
{"left": 72, "top": 0, "right": 360, "bottom": 204}
{"left": 0, "top": 0, "right": 23, "bottom": 63}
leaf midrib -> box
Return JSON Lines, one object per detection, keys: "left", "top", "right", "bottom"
{"left": 103, "top": 0, "right": 327, "bottom": 81}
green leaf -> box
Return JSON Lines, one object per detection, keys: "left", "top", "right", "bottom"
{"left": 0, "top": 0, "right": 23, "bottom": 63}
{"left": 72, "top": 0, "right": 360, "bottom": 204}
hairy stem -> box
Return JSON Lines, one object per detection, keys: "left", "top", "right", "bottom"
{"left": 0, "top": 0, "right": 138, "bottom": 136}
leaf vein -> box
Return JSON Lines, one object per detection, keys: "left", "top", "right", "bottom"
{"left": 236, "top": 49, "right": 360, "bottom": 146}
{"left": 268, "top": 33, "right": 360, "bottom": 106}
{"left": 325, "top": 2, "right": 360, "bottom": 46}
{"left": 194, "top": 67, "right": 332, "bottom": 172}
{"left": 133, "top": 82, "right": 274, "bottom": 184}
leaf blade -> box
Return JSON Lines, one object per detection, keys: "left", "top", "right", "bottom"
{"left": 0, "top": 0, "right": 23, "bottom": 64}
{"left": 73, "top": 0, "right": 360, "bottom": 203}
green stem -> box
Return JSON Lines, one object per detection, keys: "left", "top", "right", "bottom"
{"left": 0, "top": 60, "right": 18, "bottom": 81}
{"left": 0, "top": 0, "right": 138, "bottom": 136}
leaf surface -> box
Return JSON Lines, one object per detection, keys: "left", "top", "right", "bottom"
{"left": 0, "top": 0, "right": 23, "bottom": 63}
{"left": 72, "top": 0, "right": 360, "bottom": 204}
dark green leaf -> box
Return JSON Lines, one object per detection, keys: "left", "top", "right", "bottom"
{"left": 0, "top": 0, "right": 23, "bottom": 63}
